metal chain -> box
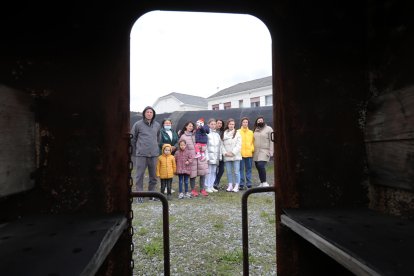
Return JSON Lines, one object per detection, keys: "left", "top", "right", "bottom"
{"left": 127, "top": 133, "right": 135, "bottom": 273}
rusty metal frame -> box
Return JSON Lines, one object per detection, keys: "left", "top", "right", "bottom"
{"left": 131, "top": 191, "right": 170, "bottom": 276}
{"left": 241, "top": 186, "right": 275, "bottom": 276}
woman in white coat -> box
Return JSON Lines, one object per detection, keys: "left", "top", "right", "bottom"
{"left": 220, "top": 118, "right": 242, "bottom": 192}
{"left": 205, "top": 118, "right": 221, "bottom": 193}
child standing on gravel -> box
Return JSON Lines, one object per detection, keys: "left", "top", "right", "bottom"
{"left": 156, "top": 144, "right": 176, "bottom": 200}
{"left": 205, "top": 118, "right": 221, "bottom": 193}
{"left": 174, "top": 140, "right": 193, "bottom": 199}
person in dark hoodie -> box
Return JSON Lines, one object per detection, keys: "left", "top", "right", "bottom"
{"left": 131, "top": 106, "right": 161, "bottom": 203}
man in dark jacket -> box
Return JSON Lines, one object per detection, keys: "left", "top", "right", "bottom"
{"left": 131, "top": 106, "right": 161, "bottom": 202}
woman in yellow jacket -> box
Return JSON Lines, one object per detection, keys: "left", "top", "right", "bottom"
{"left": 156, "top": 144, "right": 176, "bottom": 200}
{"left": 238, "top": 117, "right": 254, "bottom": 190}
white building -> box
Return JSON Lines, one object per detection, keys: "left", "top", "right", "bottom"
{"left": 207, "top": 76, "right": 272, "bottom": 110}
{"left": 153, "top": 92, "right": 208, "bottom": 114}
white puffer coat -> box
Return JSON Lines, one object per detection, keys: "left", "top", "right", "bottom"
{"left": 220, "top": 129, "right": 242, "bottom": 162}
{"left": 206, "top": 130, "right": 221, "bottom": 165}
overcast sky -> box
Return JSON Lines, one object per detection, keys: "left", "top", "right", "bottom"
{"left": 130, "top": 10, "right": 272, "bottom": 112}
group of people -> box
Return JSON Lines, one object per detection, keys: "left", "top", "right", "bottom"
{"left": 131, "top": 106, "right": 274, "bottom": 202}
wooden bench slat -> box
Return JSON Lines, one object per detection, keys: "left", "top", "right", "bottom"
{"left": 281, "top": 208, "right": 414, "bottom": 276}
{"left": 0, "top": 213, "right": 127, "bottom": 276}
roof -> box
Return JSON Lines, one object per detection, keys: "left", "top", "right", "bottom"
{"left": 208, "top": 76, "right": 272, "bottom": 98}
{"left": 159, "top": 92, "right": 208, "bottom": 107}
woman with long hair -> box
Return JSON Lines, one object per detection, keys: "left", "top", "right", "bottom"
{"left": 179, "top": 121, "right": 209, "bottom": 197}
{"left": 213, "top": 119, "right": 225, "bottom": 190}
{"left": 220, "top": 118, "right": 242, "bottom": 192}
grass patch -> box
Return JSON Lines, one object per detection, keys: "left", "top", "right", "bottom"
{"left": 260, "top": 210, "right": 276, "bottom": 224}
{"left": 142, "top": 237, "right": 163, "bottom": 257}
{"left": 213, "top": 221, "right": 224, "bottom": 230}
{"left": 217, "top": 250, "right": 243, "bottom": 264}
{"left": 136, "top": 227, "right": 149, "bottom": 236}
{"left": 132, "top": 161, "right": 276, "bottom": 275}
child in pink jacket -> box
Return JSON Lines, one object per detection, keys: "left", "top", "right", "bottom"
{"left": 174, "top": 140, "right": 193, "bottom": 199}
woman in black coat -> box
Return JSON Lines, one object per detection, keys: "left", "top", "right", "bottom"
{"left": 213, "top": 118, "right": 225, "bottom": 190}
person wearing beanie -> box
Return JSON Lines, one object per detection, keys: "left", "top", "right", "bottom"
{"left": 131, "top": 106, "right": 161, "bottom": 203}
{"left": 194, "top": 117, "right": 210, "bottom": 161}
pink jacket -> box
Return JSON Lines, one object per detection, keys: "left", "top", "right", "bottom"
{"left": 179, "top": 131, "right": 208, "bottom": 177}
{"left": 174, "top": 147, "right": 193, "bottom": 175}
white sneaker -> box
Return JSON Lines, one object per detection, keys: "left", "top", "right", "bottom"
{"left": 232, "top": 184, "right": 239, "bottom": 192}
{"left": 226, "top": 183, "right": 233, "bottom": 192}
{"left": 262, "top": 182, "right": 270, "bottom": 187}
{"left": 178, "top": 193, "right": 184, "bottom": 199}
{"left": 164, "top": 188, "right": 175, "bottom": 193}
{"left": 206, "top": 188, "right": 214, "bottom": 193}
{"left": 212, "top": 187, "right": 218, "bottom": 192}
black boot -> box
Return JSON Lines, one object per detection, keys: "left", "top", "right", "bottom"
{"left": 167, "top": 180, "right": 172, "bottom": 200}
{"left": 160, "top": 181, "right": 166, "bottom": 195}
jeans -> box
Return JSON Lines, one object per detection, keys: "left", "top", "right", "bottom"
{"left": 240, "top": 157, "right": 252, "bottom": 187}
{"left": 214, "top": 160, "right": 225, "bottom": 185}
{"left": 205, "top": 164, "right": 217, "bottom": 189}
{"left": 178, "top": 174, "right": 189, "bottom": 193}
{"left": 225, "top": 160, "right": 240, "bottom": 184}
{"left": 255, "top": 161, "right": 267, "bottom": 183}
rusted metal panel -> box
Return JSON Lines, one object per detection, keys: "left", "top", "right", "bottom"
{"left": 0, "top": 85, "right": 35, "bottom": 197}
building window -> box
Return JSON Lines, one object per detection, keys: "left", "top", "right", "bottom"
{"left": 265, "top": 95, "right": 273, "bottom": 106}
{"left": 224, "top": 102, "right": 231, "bottom": 110}
{"left": 239, "top": 99, "right": 243, "bottom": 108}
{"left": 250, "top": 97, "right": 260, "bottom": 107}
{"left": 212, "top": 104, "right": 219, "bottom": 110}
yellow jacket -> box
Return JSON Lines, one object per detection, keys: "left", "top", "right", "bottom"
{"left": 238, "top": 127, "right": 255, "bottom": 158}
{"left": 157, "top": 144, "right": 176, "bottom": 179}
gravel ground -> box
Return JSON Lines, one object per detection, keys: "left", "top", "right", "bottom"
{"left": 131, "top": 162, "right": 276, "bottom": 275}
